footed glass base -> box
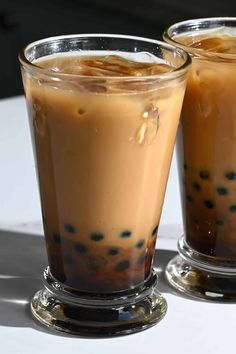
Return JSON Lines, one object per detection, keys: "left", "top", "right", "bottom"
{"left": 166, "top": 237, "right": 236, "bottom": 302}
{"left": 31, "top": 267, "right": 167, "bottom": 336}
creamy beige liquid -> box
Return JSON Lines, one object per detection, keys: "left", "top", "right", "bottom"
{"left": 23, "top": 54, "right": 186, "bottom": 292}
{"left": 175, "top": 33, "right": 236, "bottom": 258}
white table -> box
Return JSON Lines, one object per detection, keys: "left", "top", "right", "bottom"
{"left": 0, "top": 96, "right": 234, "bottom": 354}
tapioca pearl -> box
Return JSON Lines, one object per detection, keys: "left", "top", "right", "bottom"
{"left": 90, "top": 233, "right": 104, "bottom": 241}
{"left": 152, "top": 225, "right": 158, "bottom": 237}
{"left": 199, "top": 170, "right": 210, "bottom": 180}
{"left": 186, "top": 195, "right": 194, "bottom": 203}
{"left": 192, "top": 181, "right": 201, "bottom": 191}
{"left": 229, "top": 205, "right": 236, "bottom": 212}
{"left": 107, "top": 247, "right": 119, "bottom": 256}
{"left": 87, "top": 260, "right": 99, "bottom": 272}
{"left": 53, "top": 233, "right": 61, "bottom": 244}
{"left": 86, "top": 256, "right": 107, "bottom": 272}
{"left": 225, "top": 171, "right": 236, "bottom": 180}
{"left": 75, "top": 242, "right": 87, "bottom": 253}
{"left": 216, "top": 187, "right": 228, "bottom": 195}
{"left": 204, "top": 200, "right": 215, "bottom": 208}
{"left": 115, "top": 260, "right": 130, "bottom": 272}
{"left": 135, "top": 239, "right": 145, "bottom": 249}
{"left": 64, "top": 224, "right": 76, "bottom": 233}
{"left": 184, "top": 162, "right": 188, "bottom": 170}
{"left": 216, "top": 218, "right": 225, "bottom": 226}
{"left": 120, "top": 230, "right": 132, "bottom": 238}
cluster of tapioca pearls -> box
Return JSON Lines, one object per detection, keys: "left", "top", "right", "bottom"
{"left": 51, "top": 224, "right": 158, "bottom": 273}
{"left": 183, "top": 164, "right": 236, "bottom": 226}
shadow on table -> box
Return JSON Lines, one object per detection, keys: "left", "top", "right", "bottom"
{"left": 0, "top": 229, "right": 49, "bottom": 332}
{"left": 0, "top": 229, "right": 183, "bottom": 334}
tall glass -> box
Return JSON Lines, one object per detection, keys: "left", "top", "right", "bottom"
{"left": 19, "top": 34, "right": 190, "bottom": 335}
{"left": 164, "top": 18, "right": 236, "bottom": 301}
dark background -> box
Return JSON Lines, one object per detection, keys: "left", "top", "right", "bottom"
{"left": 1, "top": 0, "right": 236, "bottom": 98}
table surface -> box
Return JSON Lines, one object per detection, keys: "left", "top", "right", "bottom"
{"left": 0, "top": 96, "right": 234, "bottom": 354}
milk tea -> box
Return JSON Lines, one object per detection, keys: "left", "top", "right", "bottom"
{"left": 23, "top": 54, "right": 185, "bottom": 292}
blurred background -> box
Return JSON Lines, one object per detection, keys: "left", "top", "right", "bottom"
{"left": 1, "top": 0, "right": 236, "bottom": 98}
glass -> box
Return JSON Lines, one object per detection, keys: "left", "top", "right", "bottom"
{"left": 164, "top": 18, "right": 236, "bottom": 301}
{"left": 19, "top": 34, "right": 190, "bottom": 335}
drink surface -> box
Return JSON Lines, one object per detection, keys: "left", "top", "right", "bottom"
{"left": 177, "top": 34, "right": 236, "bottom": 54}
{"left": 36, "top": 54, "right": 172, "bottom": 76}
{"left": 175, "top": 33, "right": 236, "bottom": 259}
{"left": 23, "top": 53, "right": 185, "bottom": 292}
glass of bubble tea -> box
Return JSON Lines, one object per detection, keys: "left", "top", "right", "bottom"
{"left": 164, "top": 18, "right": 236, "bottom": 302}
{"left": 19, "top": 34, "right": 190, "bottom": 335}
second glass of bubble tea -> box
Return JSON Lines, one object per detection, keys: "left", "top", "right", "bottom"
{"left": 164, "top": 17, "right": 236, "bottom": 302}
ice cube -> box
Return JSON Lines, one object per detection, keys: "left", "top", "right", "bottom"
{"left": 134, "top": 102, "right": 160, "bottom": 145}
{"left": 76, "top": 55, "right": 172, "bottom": 77}
{"left": 199, "top": 92, "right": 211, "bottom": 118}
{"left": 192, "top": 35, "right": 236, "bottom": 54}
{"left": 36, "top": 54, "right": 173, "bottom": 93}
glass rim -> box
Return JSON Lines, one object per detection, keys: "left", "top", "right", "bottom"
{"left": 163, "top": 17, "right": 236, "bottom": 61}
{"left": 18, "top": 33, "right": 191, "bottom": 81}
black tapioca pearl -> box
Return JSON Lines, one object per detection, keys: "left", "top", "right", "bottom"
{"left": 216, "top": 218, "right": 225, "bottom": 226}
{"left": 53, "top": 233, "right": 61, "bottom": 244}
{"left": 192, "top": 181, "right": 201, "bottom": 191}
{"left": 184, "top": 162, "right": 188, "bottom": 170}
{"left": 199, "top": 170, "right": 210, "bottom": 180}
{"left": 152, "top": 225, "right": 158, "bottom": 236}
{"left": 216, "top": 187, "right": 228, "bottom": 195}
{"left": 229, "top": 205, "right": 236, "bottom": 212}
{"left": 107, "top": 247, "right": 119, "bottom": 256}
{"left": 75, "top": 242, "right": 87, "bottom": 253}
{"left": 186, "top": 195, "right": 193, "bottom": 203}
{"left": 135, "top": 239, "right": 145, "bottom": 249}
{"left": 116, "top": 260, "right": 130, "bottom": 272}
{"left": 87, "top": 256, "right": 106, "bottom": 272}
{"left": 88, "top": 261, "right": 99, "bottom": 271}
{"left": 204, "top": 200, "right": 215, "bottom": 209}
{"left": 64, "top": 224, "right": 76, "bottom": 233}
{"left": 225, "top": 171, "right": 236, "bottom": 180}
{"left": 90, "top": 233, "right": 104, "bottom": 241}
{"left": 121, "top": 230, "right": 132, "bottom": 238}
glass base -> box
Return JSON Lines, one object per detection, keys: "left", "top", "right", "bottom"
{"left": 31, "top": 267, "right": 167, "bottom": 336}
{"left": 166, "top": 237, "right": 236, "bottom": 302}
